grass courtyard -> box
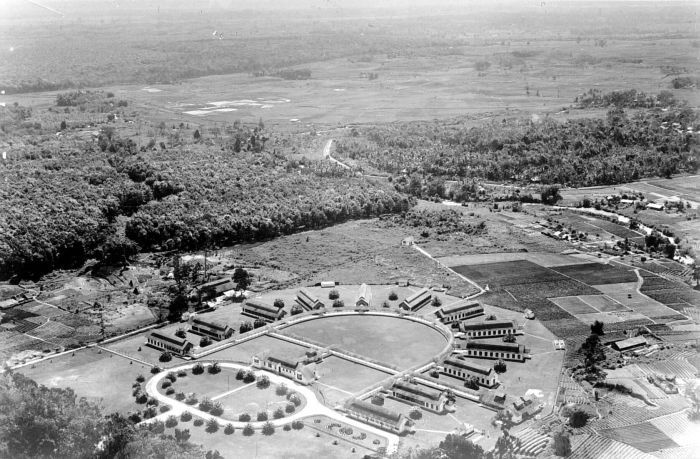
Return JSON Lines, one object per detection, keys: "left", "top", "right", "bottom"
{"left": 282, "top": 314, "right": 448, "bottom": 370}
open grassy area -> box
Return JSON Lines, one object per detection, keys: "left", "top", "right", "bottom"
{"left": 315, "top": 356, "right": 391, "bottom": 394}
{"left": 164, "top": 417, "right": 374, "bottom": 459}
{"left": 161, "top": 368, "right": 247, "bottom": 400}
{"left": 282, "top": 314, "right": 447, "bottom": 370}
{"left": 17, "top": 347, "right": 145, "bottom": 414}
{"left": 216, "top": 383, "right": 295, "bottom": 421}
{"left": 206, "top": 335, "right": 310, "bottom": 364}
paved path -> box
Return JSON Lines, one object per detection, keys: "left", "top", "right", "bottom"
{"left": 323, "top": 139, "right": 351, "bottom": 170}
{"left": 143, "top": 361, "right": 400, "bottom": 454}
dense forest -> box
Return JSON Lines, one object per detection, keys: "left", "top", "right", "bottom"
{"left": 0, "top": 112, "right": 412, "bottom": 280}
{"left": 336, "top": 92, "right": 698, "bottom": 200}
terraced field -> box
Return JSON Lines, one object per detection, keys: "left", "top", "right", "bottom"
{"left": 598, "top": 422, "right": 678, "bottom": 453}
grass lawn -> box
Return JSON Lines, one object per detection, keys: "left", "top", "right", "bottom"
{"left": 316, "top": 356, "right": 391, "bottom": 394}
{"left": 17, "top": 347, "right": 146, "bottom": 414}
{"left": 205, "top": 335, "right": 309, "bottom": 364}
{"left": 216, "top": 383, "right": 296, "bottom": 421}
{"left": 104, "top": 333, "right": 165, "bottom": 366}
{"left": 162, "top": 368, "right": 247, "bottom": 400}
{"left": 165, "top": 418, "right": 373, "bottom": 459}
{"left": 283, "top": 314, "right": 447, "bottom": 370}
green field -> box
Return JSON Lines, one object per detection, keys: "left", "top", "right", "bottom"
{"left": 315, "top": 355, "right": 391, "bottom": 394}
{"left": 282, "top": 314, "right": 447, "bottom": 369}
{"left": 17, "top": 347, "right": 146, "bottom": 414}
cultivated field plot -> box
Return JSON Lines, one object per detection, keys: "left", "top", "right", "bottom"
{"left": 17, "top": 347, "right": 146, "bottom": 413}
{"left": 650, "top": 411, "right": 700, "bottom": 447}
{"left": 551, "top": 263, "right": 638, "bottom": 286}
{"left": 592, "top": 283, "right": 683, "bottom": 319}
{"left": 315, "top": 356, "right": 390, "bottom": 394}
{"left": 598, "top": 422, "right": 678, "bottom": 453}
{"left": 282, "top": 315, "right": 447, "bottom": 370}
{"left": 578, "top": 295, "right": 630, "bottom": 313}
{"left": 550, "top": 297, "right": 598, "bottom": 315}
{"left": 451, "top": 260, "right": 566, "bottom": 287}
{"left": 436, "top": 251, "right": 593, "bottom": 269}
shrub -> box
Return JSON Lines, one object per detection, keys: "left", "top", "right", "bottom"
{"left": 292, "top": 420, "right": 304, "bottom": 430}
{"left": 198, "top": 397, "right": 213, "bottom": 412}
{"left": 243, "top": 371, "right": 256, "bottom": 383}
{"left": 502, "top": 333, "right": 516, "bottom": 343}
{"left": 569, "top": 409, "right": 590, "bottom": 428}
{"left": 128, "top": 413, "right": 142, "bottom": 424}
{"left": 224, "top": 423, "right": 234, "bottom": 435}
{"left": 210, "top": 402, "right": 224, "bottom": 416}
{"left": 159, "top": 405, "right": 170, "bottom": 413}
{"left": 166, "top": 372, "right": 177, "bottom": 382}
{"left": 388, "top": 291, "right": 398, "bottom": 301}
{"left": 161, "top": 380, "right": 172, "bottom": 389}
{"left": 332, "top": 299, "right": 344, "bottom": 308}
{"left": 208, "top": 362, "right": 221, "bottom": 374}
{"left": 135, "top": 393, "right": 148, "bottom": 404}
{"left": 142, "top": 407, "right": 157, "bottom": 419}
{"left": 147, "top": 397, "right": 159, "bottom": 406}
{"left": 273, "top": 298, "right": 284, "bottom": 308}
{"left": 239, "top": 413, "right": 251, "bottom": 422}
{"left": 192, "top": 363, "right": 204, "bottom": 375}
{"left": 165, "top": 387, "right": 175, "bottom": 395}
{"left": 243, "top": 424, "right": 254, "bottom": 436}
{"left": 328, "top": 289, "right": 340, "bottom": 300}
{"left": 371, "top": 395, "right": 384, "bottom": 406}
{"left": 257, "top": 412, "right": 268, "bottom": 421}
{"left": 494, "top": 359, "right": 507, "bottom": 374}
{"left": 193, "top": 419, "right": 204, "bottom": 427}
{"left": 262, "top": 421, "right": 275, "bottom": 436}
{"left": 159, "top": 351, "right": 172, "bottom": 363}
{"left": 185, "top": 394, "right": 198, "bottom": 405}
{"left": 273, "top": 407, "right": 285, "bottom": 419}
{"left": 206, "top": 418, "right": 219, "bottom": 433}
{"left": 150, "top": 421, "right": 165, "bottom": 434}
{"left": 256, "top": 375, "right": 270, "bottom": 389}
{"left": 289, "top": 393, "right": 302, "bottom": 407}
{"left": 276, "top": 383, "right": 288, "bottom": 396}
{"left": 485, "top": 314, "right": 497, "bottom": 321}
{"left": 200, "top": 336, "right": 212, "bottom": 347}
{"left": 285, "top": 403, "right": 296, "bottom": 414}
{"left": 236, "top": 369, "right": 246, "bottom": 380}
{"left": 409, "top": 408, "right": 422, "bottom": 420}
{"left": 150, "top": 366, "right": 161, "bottom": 374}
{"left": 283, "top": 424, "right": 291, "bottom": 431}
{"left": 132, "top": 387, "right": 142, "bottom": 397}
{"left": 175, "top": 392, "right": 186, "bottom": 401}
{"left": 165, "top": 415, "right": 178, "bottom": 428}
{"left": 136, "top": 374, "right": 145, "bottom": 383}
{"left": 177, "top": 369, "right": 187, "bottom": 377}
{"left": 382, "top": 301, "right": 389, "bottom": 308}
{"left": 180, "top": 411, "right": 192, "bottom": 422}
{"left": 431, "top": 296, "right": 442, "bottom": 307}
{"left": 175, "top": 328, "right": 186, "bottom": 338}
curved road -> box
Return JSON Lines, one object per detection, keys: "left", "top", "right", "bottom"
{"left": 144, "top": 361, "right": 399, "bottom": 453}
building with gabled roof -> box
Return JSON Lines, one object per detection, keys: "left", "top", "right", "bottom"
{"left": 435, "top": 300, "right": 484, "bottom": 324}
{"left": 459, "top": 320, "right": 516, "bottom": 338}
{"left": 251, "top": 353, "right": 317, "bottom": 385}
{"left": 611, "top": 335, "right": 648, "bottom": 352}
{"left": 242, "top": 299, "right": 285, "bottom": 322}
{"left": 193, "top": 277, "right": 236, "bottom": 301}
{"left": 441, "top": 356, "right": 498, "bottom": 388}
{"left": 456, "top": 340, "right": 527, "bottom": 361}
{"left": 146, "top": 331, "right": 193, "bottom": 355}
{"left": 356, "top": 283, "right": 372, "bottom": 308}
{"left": 344, "top": 399, "right": 411, "bottom": 434}
{"left": 190, "top": 317, "right": 233, "bottom": 341}
{"left": 295, "top": 289, "right": 325, "bottom": 311}
{"left": 399, "top": 288, "right": 432, "bottom": 312}
{"left": 390, "top": 380, "right": 450, "bottom": 413}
